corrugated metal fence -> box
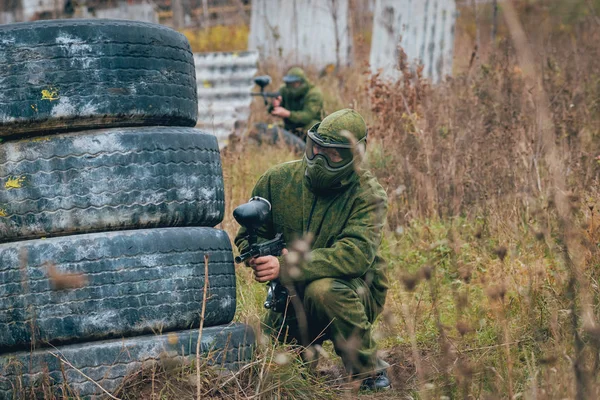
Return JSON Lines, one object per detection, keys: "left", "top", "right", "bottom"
{"left": 1, "top": 1, "right": 158, "bottom": 23}
{"left": 80, "top": 3, "right": 158, "bottom": 23}
{"left": 370, "top": 0, "right": 457, "bottom": 83}
{"left": 248, "top": 0, "right": 353, "bottom": 69}
{"left": 0, "top": 12, "right": 16, "bottom": 24}
{"left": 193, "top": 51, "right": 258, "bottom": 142}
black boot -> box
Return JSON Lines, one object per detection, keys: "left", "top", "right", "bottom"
{"left": 360, "top": 370, "right": 391, "bottom": 391}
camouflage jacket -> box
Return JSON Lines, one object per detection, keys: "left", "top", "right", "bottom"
{"left": 234, "top": 159, "right": 389, "bottom": 307}
{"left": 268, "top": 84, "right": 324, "bottom": 133}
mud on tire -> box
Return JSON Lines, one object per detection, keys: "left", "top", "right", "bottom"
{"left": 0, "top": 227, "right": 236, "bottom": 352}
{"left": 0, "top": 127, "right": 224, "bottom": 241}
{"left": 0, "top": 19, "right": 197, "bottom": 138}
{"left": 0, "top": 323, "right": 254, "bottom": 399}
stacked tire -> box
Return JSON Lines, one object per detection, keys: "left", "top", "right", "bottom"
{"left": 0, "top": 19, "right": 253, "bottom": 398}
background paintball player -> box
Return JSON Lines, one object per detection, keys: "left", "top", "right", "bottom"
{"left": 267, "top": 66, "right": 324, "bottom": 140}
{"left": 235, "top": 109, "right": 391, "bottom": 391}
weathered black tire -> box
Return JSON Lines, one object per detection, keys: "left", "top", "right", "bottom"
{"left": 0, "top": 19, "right": 197, "bottom": 138}
{"left": 0, "top": 127, "right": 224, "bottom": 241}
{"left": 0, "top": 323, "right": 254, "bottom": 399}
{"left": 0, "top": 227, "right": 236, "bottom": 352}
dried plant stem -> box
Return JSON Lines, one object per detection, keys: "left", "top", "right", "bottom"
{"left": 255, "top": 331, "right": 278, "bottom": 399}
{"left": 501, "top": 299, "right": 514, "bottom": 399}
{"left": 428, "top": 269, "right": 453, "bottom": 398}
{"left": 400, "top": 293, "right": 426, "bottom": 398}
{"left": 503, "top": 2, "right": 588, "bottom": 398}
{"left": 151, "top": 365, "right": 156, "bottom": 400}
{"left": 196, "top": 254, "right": 210, "bottom": 400}
{"left": 289, "top": 289, "right": 310, "bottom": 347}
{"left": 59, "top": 361, "right": 70, "bottom": 399}
{"left": 492, "top": 0, "right": 498, "bottom": 42}
{"left": 501, "top": 2, "right": 566, "bottom": 217}
{"left": 254, "top": 347, "right": 268, "bottom": 398}
{"left": 498, "top": 255, "right": 513, "bottom": 397}
{"left": 471, "top": 0, "right": 480, "bottom": 57}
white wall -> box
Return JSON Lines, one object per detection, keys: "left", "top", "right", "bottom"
{"left": 5, "top": 0, "right": 158, "bottom": 23}
{"left": 249, "top": 0, "right": 353, "bottom": 69}
{"left": 370, "top": 0, "right": 457, "bottom": 83}
{"left": 21, "top": 0, "right": 59, "bottom": 20}
{"left": 87, "top": 2, "right": 158, "bottom": 23}
{"left": 0, "top": 12, "right": 17, "bottom": 24}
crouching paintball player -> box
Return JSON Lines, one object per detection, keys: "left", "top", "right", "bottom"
{"left": 269, "top": 66, "right": 324, "bottom": 139}
{"left": 235, "top": 109, "right": 391, "bottom": 391}
{"left": 252, "top": 66, "right": 324, "bottom": 151}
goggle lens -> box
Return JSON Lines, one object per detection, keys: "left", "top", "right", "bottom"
{"left": 306, "top": 135, "right": 354, "bottom": 168}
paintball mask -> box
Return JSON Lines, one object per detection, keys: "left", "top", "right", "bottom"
{"left": 304, "top": 122, "right": 367, "bottom": 192}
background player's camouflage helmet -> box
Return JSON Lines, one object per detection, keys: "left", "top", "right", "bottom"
{"left": 282, "top": 67, "right": 309, "bottom": 98}
{"left": 283, "top": 66, "right": 307, "bottom": 83}
{"left": 304, "top": 109, "right": 368, "bottom": 192}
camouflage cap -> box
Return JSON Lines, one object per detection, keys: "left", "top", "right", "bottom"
{"left": 316, "top": 109, "right": 367, "bottom": 144}
{"left": 283, "top": 66, "right": 307, "bottom": 83}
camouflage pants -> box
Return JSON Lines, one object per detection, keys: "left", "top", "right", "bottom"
{"left": 252, "top": 123, "right": 306, "bottom": 152}
{"left": 264, "top": 277, "right": 388, "bottom": 377}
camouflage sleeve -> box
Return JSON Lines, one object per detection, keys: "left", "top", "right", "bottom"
{"left": 287, "top": 89, "right": 323, "bottom": 125}
{"left": 233, "top": 173, "right": 276, "bottom": 254}
{"left": 294, "top": 191, "right": 388, "bottom": 283}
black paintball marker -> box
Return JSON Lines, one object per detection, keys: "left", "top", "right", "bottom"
{"left": 251, "top": 75, "right": 281, "bottom": 106}
{"left": 233, "top": 196, "right": 288, "bottom": 312}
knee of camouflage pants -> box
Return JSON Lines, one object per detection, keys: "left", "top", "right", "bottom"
{"left": 303, "top": 277, "right": 385, "bottom": 377}
{"left": 262, "top": 277, "right": 388, "bottom": 377}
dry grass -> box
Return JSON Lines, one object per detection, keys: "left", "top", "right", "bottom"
{"left": 112, "top": 1, "right": 600, "bottom": 397}
{"left": 219, "top": 1, "right": 600, "bottom": 398}
{"left": 114, "top": 343, "right": 339, "bottom": 400}
{"left": 181, "top": 24, "right": 249, "bottom": 53}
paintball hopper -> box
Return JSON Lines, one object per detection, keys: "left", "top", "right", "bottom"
{"left": 233, "top": 196, "right": 288, "bottom": 312}
{"left": 233, "top": 196, "right": 271, "bottom": 233}
{"left": 253, "top": 75, "right": 272, "bottom": 90}
{"left": 251, "top": 75, "right": 279, "bottom": 105}
{"left": 233, "top": 197, "right": 285, "bottom": 266}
